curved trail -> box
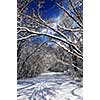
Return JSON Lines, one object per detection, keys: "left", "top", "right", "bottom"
{"left": 17, "top": 72, "right": 83, "bottom": 100}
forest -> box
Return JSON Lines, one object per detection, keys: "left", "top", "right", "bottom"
{"left": 17, "top": 0, "right": 83, "bottom": 80}
{"left": 17, "top": 0, "right": 83, "bottom": 99}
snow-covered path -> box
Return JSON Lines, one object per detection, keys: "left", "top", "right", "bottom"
{"left": 17, "top": 72, "right": 83, "bottom": 100}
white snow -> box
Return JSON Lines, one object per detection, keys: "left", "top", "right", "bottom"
{"left": 17, "top": 72, "right": 83, "bottom": 100}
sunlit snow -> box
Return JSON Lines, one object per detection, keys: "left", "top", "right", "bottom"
{"left": 17, "top": 72, "right": 82, "bottom": 100}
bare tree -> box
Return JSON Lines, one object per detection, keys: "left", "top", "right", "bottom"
{"left": 17, "top": 0, "right": 83, "bottom": 79}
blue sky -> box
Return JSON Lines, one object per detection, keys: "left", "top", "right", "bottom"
{"left": 26, "top": 0, "right": 63, "bottom": 43}
{"left": 19, "top": 0, "right": 82, "bottom": 43}
{"left": 26, "top": 0, "right": 63, "bottom": 19}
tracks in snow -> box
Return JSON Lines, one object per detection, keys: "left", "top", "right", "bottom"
{"left": 17, "top": 72, "right": 83, "bottom": 100}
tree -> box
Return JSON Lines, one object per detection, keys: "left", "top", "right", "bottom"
{"left": 17, "top": 0, "right": 83, "bottom": 79}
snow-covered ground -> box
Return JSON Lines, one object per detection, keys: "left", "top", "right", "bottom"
{"left": 17, "top": 72, "right": 83, "bottom": 100}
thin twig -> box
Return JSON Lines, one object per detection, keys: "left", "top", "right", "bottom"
{"left": 56, "top": 3, "right": 83, "bottom": 28}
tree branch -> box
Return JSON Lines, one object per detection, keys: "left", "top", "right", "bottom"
{"left": 56, "top": 3, "right": 83, "bottom": 28}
